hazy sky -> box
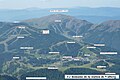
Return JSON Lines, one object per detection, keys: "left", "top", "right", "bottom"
{"left": 0, "top": 0, "right": 120, "bottom": 9}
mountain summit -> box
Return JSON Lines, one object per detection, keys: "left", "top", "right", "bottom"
{"left": 24, "top": 14, "right": 93, "bottom": 36}
{"left": 23, "top": 14, "right": 120, "bottom": 51}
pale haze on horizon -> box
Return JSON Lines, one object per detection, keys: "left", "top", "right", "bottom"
{"left": 0, "top": 0, "right": 120, "bottom": 9}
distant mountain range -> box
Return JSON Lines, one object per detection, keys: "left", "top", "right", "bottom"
{"left": 0, "top": 7, "right": 120, "bottom": 23}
